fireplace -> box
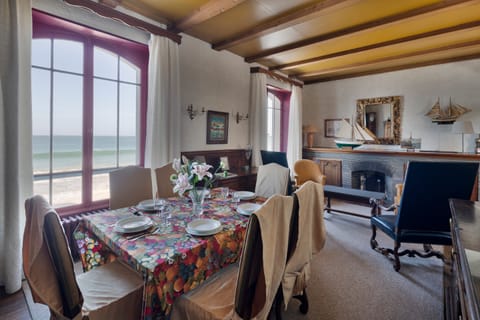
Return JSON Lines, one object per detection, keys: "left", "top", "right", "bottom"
{"left": 352, "top": 170, "right": 385, "bottom": 193}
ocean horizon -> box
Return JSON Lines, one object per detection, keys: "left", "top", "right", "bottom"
{"left": 33, "top": 135, "right": 137, "bottom": 174}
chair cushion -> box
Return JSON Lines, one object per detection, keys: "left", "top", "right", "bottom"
{"left": 170, "top": 263, "right": 238, "bottom": 320}
{"left": 372, "top": 215, "right": 452, "bottom": 245}
{"left": 398, "top": 230, "right": 452, "bottom": 245}
{"left": 371, "top": 215, "right": 397, "bottom": 240}
{"left": 77, "top": 259, "right": 144, "bottom": 320}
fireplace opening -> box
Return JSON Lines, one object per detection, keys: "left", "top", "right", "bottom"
{"left": 352, "top": 170, "right": 385, "bottom": 193}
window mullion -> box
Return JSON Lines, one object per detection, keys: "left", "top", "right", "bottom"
{"left": 116, "top": 56, "right": 120, "bottom": 168}
{"left": 83, "top": 40, "right": 94, "bottom": 204}
{"left": 49, "top": 39, "right": 54, "bottom": 204}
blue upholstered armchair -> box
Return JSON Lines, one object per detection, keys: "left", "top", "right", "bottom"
{"left": 370, "top": 161, "right": 479, "bottom": 271}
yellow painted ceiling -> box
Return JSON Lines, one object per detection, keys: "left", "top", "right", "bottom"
{"left": 109, "top": 0, "right": 480, "bottom": 84}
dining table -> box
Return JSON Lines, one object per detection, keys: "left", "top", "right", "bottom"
{"left": 74, "top": 188, "right": 262, "bottom": 320}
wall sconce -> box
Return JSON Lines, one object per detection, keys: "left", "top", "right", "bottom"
{"left": 233, "top": 112, "right": 249, "bottom": 123}
{"left": 186, "top": 104, "right": 205, "bottom": 120}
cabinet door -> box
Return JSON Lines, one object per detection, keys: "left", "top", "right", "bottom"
{"left": 319, "top": 159, "right": 342, "bottom": 186}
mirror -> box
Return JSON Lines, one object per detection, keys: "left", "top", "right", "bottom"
{"left": 356, "top": 96, "right": 401, "bottom": 145}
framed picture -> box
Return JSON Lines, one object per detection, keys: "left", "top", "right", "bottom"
{"left": 325, "top": 118, "right": 348, "bottom": 138}
{"left": 206, "top": 111, "right": 229, "bottom": 144}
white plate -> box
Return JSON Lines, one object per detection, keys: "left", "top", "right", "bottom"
{"left": 234, "top": 191, "right": 256, "bottom": 200}
{"left": 236, "top": 203, "right": 262, "bottom": 216}
{"left": 115, "top": 216, "right": 153, "bottom": 233}
{"left": 186, "top": 219, "right": 222, "bottom": 236}
{"left": 137, "top": 199, "right": 156, "bottom": 211}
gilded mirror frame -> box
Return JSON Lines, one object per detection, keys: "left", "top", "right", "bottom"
{"left": 356, "top": 96, "right": 401, "bottom": 145}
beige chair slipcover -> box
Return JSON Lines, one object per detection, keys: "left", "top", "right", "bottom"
{"left": 170, "top": 194, "right": 294, "bottom": 320}
{"left": 255, "top": 163, "right": 290, "bottom": 198}
{"left": 23, "top": 195, "right": 144, "bottom": 320}
{"left": 109, "top": 165, "right": 153, "bottom": 209}
{"left": 282, "top": 181, "right": 326, "bottom": 308}
{"left": 155, "top": 162, "right": 176, "bottom": 198}
{"left": 293, "top": 159, "right": 326, "bottom": 186}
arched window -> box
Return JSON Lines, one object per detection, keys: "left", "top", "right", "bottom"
{"left": 31, "top": 10, "right": 148, "bottom": 215}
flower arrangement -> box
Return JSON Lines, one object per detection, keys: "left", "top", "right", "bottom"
{"left": 170, "top": 156, "right": 224, "bottom": 200}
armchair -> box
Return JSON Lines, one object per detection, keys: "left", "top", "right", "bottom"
{"left": 293, "top": 159, "right": 326, "bottom": 187}
{"left": 370, "top": 161, "right": 479, "bottom": 271}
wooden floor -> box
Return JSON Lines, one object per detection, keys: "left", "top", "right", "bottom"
{"left": 0, "top": 286, "right": 31, "bottom": 320}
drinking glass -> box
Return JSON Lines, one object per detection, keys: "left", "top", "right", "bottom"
{"left": 232, "top": 192, "right": 240, "bottom": 209}
{"left": 220, "top": 187, "right": 229, "bottom": 200}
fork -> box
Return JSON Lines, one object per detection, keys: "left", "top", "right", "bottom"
{"left": 126, "top": 226, "right": 160, "bottom": 241}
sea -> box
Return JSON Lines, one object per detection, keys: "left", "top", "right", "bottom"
{"left": 33, "top": 135, "right": 137, "bottom": 174}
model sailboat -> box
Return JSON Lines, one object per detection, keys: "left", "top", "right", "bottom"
{"left": 334, "top": 119, "right": 376, "bottom": 149}
{"left": 425, "top": 98, "right": 471, "bottom": 124}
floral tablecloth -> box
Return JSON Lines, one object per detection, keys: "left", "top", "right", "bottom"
{"left": 74, "top": 190, "right": 258, "bottom": 319}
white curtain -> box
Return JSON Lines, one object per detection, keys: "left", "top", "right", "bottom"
{"left": 144, "top": 35, "right": 181, "bottom": 169}
{"left": 249, "top": 73, "right": 268, "bottom": 168}
{"left": 0, "top": 0, "right": 33, "bottom": 294}
{"left": 286, "top": 85, "right": 303, "bottom": 174}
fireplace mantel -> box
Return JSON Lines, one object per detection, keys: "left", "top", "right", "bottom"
{"left": 303, "top": 147, "right": 480, "bottom": 201}
{"left": 304, "top": 147, "right": 480, "bottom": 161}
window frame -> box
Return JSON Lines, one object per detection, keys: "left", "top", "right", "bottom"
{"left": 267, "top": 86, "right": 291, "bottom": 152}
{"left": 32, "top": 10, "right": 149, "bottom": 216}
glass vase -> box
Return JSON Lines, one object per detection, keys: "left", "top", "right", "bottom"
{"left": 189, "top": 187, "right": 207, "bottom": 216}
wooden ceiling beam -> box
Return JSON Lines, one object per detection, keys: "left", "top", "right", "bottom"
{"left": 245, "top": 0, "right": 474, "bottom": 63}
{"left": 169, "top": 0, "right": 247, "bottom": 33}
{"left": 250, "top": 67, "right": 303, "bottom": 87}
{"left": 270, "top": 20, "right": 480, "bottom": 71}
{"left": 98, "top": 0, "right": 121, "bottom": 8}
{"left": 294, "top": 39, "right": 480, "bottom": 79}
{"left": 212, "top": 0, "right": 357, "bottom": 51}
{"left": 64, "top": 0, "right": 181, "bottom": 43}
{"left": 303, "top": 53, "right": 480, "bottom": 84}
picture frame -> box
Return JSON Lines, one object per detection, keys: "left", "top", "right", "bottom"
{"left": 325, "top": 118, "right": 348, "bottom": 138}
{"left": 206, "top": 110, "right": 229, "bottom": 144}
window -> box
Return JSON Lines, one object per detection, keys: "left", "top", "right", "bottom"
{"left": 266, "top": 87, "right": 291, "bottom": 152}
{"left": 32, "top": 10, "right": 148, "bottom": 215}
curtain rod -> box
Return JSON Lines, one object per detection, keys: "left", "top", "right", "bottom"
{"left": 63, "top": 0, "right": 182, "bottom": 44}
{"left": 250, "top": 67, "right": 303, "bottom": 88}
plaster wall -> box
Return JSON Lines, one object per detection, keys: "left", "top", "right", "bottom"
{"left": 303, "top": 59, "right": 480, "bottom": 153}
{"left": 179, "top": 35, "right": 251, "bottom": 151}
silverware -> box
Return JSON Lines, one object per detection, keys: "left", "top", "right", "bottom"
{"left": 126, "top": 227, "right": 159, "bottom": 241}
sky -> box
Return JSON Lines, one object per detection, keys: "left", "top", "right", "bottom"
{"left": 32, "top": 38, "right": 139, "bottom": 136}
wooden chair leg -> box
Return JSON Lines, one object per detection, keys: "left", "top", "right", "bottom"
{"left": 393, "top": 241, "right": 401, "bottom": 271}
{"left": 370, "top": 224, "right": 378, "bottom": 250}
{"left": 293, "top": 289, "right": 309, "bottom": 314}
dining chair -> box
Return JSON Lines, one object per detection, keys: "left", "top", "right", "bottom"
{"left": 255, "top": 162, "right": 290, "bottom": 198}
{"left": 293, "top": 159, "right": 326, "bottom": 187}
{"left": 170, "top": 194, "right": 295, "bottom": 320}
{"left": 260, "top": 150, "right": 293, "bottom": 195}
{"left": 23, "top": 195, "right": 144, "bottom": 319}
{"left": 109, "top": 165, "right": 153, "bottom": 209}
{"left": 281, "top": 181, "right": 327, "bottom": 314}
{"left": 370, "top": 161, "right": 479, "bottom": 271}
{"left": 155, "top": 162, "right": 176, "bottom": 198}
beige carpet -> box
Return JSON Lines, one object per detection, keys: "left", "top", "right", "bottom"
{"left": 283, "top": 200, "right": 444, "bottom": 319}
{"left": 24, "top": 200, "right": 444, "bottom": 320}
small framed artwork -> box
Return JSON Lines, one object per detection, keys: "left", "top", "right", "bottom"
{"left": 206, "top": 110, "right": 229, "bottom": 144}
{"left": 325, "top": 118, "right": 348, "bottom": 138}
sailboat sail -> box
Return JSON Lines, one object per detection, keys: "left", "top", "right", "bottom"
{"left": 425, "top": 98, "right": 471, "bottom": 124}
{"left": 335, "top": 118, "right": 376, "bottom": 148}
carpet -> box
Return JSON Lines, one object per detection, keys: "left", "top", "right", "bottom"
{"left": 283, "top": 200, "right": 444, "bottom": 320}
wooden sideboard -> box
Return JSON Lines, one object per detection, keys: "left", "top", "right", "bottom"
{"left": 181, "top": 149, "right": 257, "bottom": 191}
{"left": 447, "top": 199, "right": 480, "bottom": 320}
